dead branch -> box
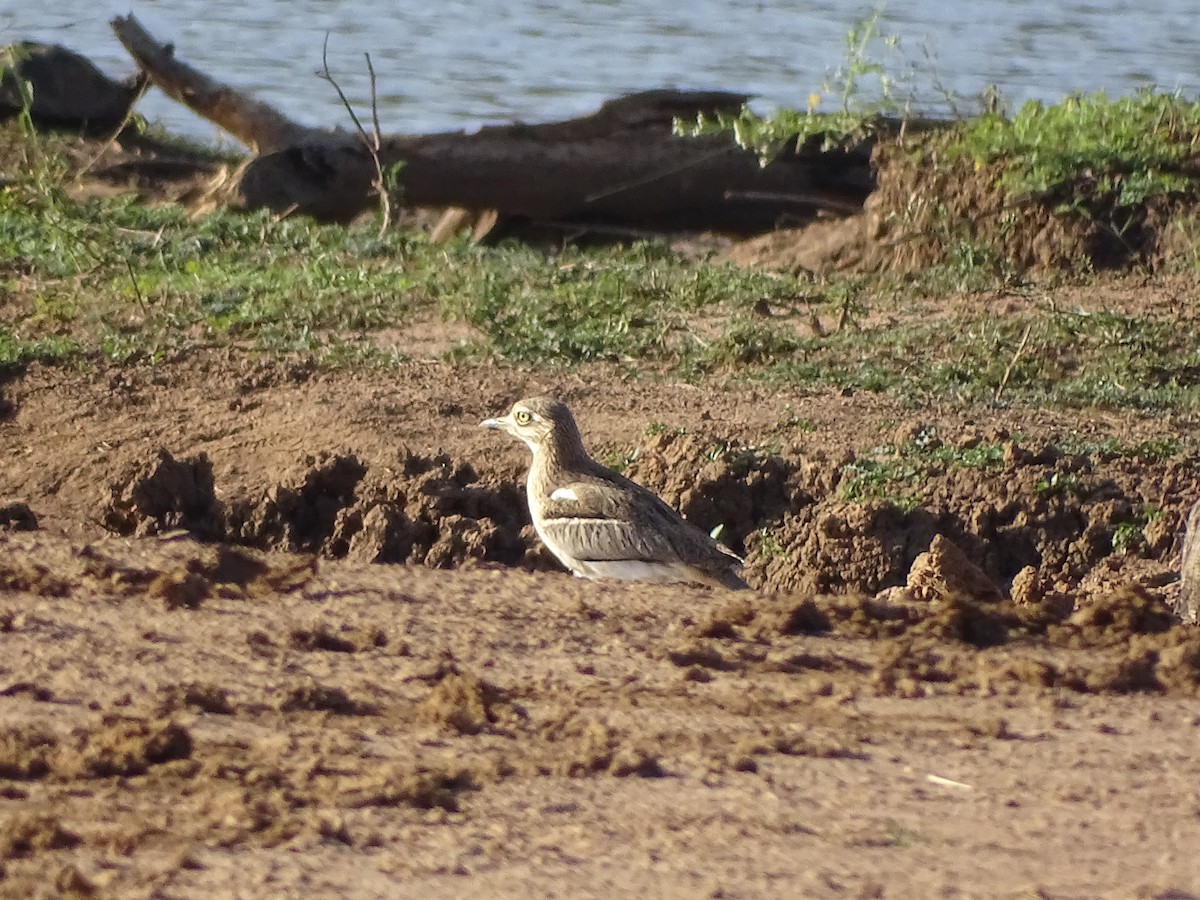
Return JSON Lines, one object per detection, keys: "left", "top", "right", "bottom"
{"left": 110, "top": 13, "right": 311, "bottom": 153}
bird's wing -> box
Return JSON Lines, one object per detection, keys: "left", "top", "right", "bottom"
{"left": 538, "top": 481, "right": 680, "bottom": 564}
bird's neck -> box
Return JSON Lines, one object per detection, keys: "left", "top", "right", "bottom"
{"left": 530, "top": 436, "right": 590, "bottom": 481}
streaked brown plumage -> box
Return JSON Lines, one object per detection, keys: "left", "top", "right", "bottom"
{"left": 481, "top": 396, "right": 749, "bottom": 589}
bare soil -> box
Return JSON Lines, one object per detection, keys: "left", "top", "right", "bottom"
{"left": 3, "top": 280, "right": 1200, "bottom": 897}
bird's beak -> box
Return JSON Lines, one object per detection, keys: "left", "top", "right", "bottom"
{"left": 480, "top": 415, "right": 508, "bottom": 430}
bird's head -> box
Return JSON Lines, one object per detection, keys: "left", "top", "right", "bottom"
{"left": 481, "top": 396, "right": 583, "bottom": 458}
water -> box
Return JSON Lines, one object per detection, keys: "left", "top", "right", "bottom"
{"left": 4, "top": 1, "right": 1199, "bottom": 147}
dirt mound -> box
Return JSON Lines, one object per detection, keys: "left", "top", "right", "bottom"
{"left": 750, "top": 443, "right": 1195, "bottom": 609}
{"left": 727, "top": 134, "right": 1197, "bottom": 275}
{"left": 623, "top": 428, "right": 796, "bottom": 556}
{"left": 102, "top": 447, "right": 531, "bottom": 570}
{"left": 103, "top": 449, "right": 220, "bottom": 538}
{"left": 92, "top": 425, "right": 1195, "bottom": 613}
{"left": 0, "top": 716, "right": 191, "bottom": 781}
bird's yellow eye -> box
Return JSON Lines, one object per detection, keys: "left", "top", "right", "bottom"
{"left": 514, "top": 409, "right": 532, "bottom": 425}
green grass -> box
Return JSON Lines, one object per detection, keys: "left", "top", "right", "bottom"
{"left": 836, "top": 427, "right": 1183, "bottom": 511}
{"left": 4, "top": 122, "right": 1200, "bottom": 416}
{"left": 953, "top": 90, "right": 1200, "bottom": 207}
{"left": 837, "top": 428, "right": 1007, "bottom": 510}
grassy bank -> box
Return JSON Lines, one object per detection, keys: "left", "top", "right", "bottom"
{"left": 1, "top": 116, "right": 1199, "bottom": 414}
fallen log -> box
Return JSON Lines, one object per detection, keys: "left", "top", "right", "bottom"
{"left": 110, "top": 13, "right": 876, "bottom": 232}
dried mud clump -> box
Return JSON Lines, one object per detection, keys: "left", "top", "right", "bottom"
{"left": 290, "top": 622, "right": 388, "bottom": 653}
{"left": 339, "top": 765, "right": 479, "bottom": 813}
{"left": 911, "top": 594, "right": 1014, "bottom": 649}
{"left": 666, "top": 641, "right": 739, "bottom": 672}
{"left": 905, "top": 535, "right": 1004, "bottom": 605}
{"left": 624, "top": 430, "right": 796, "bottom": 556}
{"left": 103, "top": 449, "right": 220, "bottom": 538}
{"left": 100, "top": 446, "right": 533, "bottom": 571}
{"left": 228, "top": 448, "right": 530, "bottom": 569}
{"left": 53, "top": 717, "right": 193, "bottom": 779}
{"left": 0, "top": 729, "right": 55, "bottom": 780}
{"left": 0, "top": 815, "right": 81, "bottom": 861}
{"left": 1010, "top": 565, "right": 1075, "bottom": 626}
{"left": 0, "top": 717, "right": 194, "bottom": 782}
{"left": 232, "top": 453, "right": 367, "bottom": 552}
{"left": 0, "top": 502, "right": 37, "bottom": 531}
{"left": 278, "top": 682, "right": 377, "bottom": 716}
{"left": 762, "top": 501, "right": 926, "bottom": 595}
{"left": 149, "top": 569, "right": 211, "bottom": 610}
{"left": 0, "top": 556, "right": 70, "bottom": 597}
{"left": 1057, "top": 586, "right": 1177, "bottom": 648}
{"left": 158, "top": 682, "right": 235, "bottom": 715}
{"left": 1153, "top": 638, "right": 1200, "bottom": 694}
{"left": 332, "top": 449, "right": 530, "bottom": 568}
{"left": 420, "top": 671, "right": 521, "bottom": 735}
{"left": 541, "top": 715, "right": 667, "bottom": 779}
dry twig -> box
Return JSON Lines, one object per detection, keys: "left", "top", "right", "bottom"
{"left": 317, "top": 35, "right": 395, "bottom": 234}
{"left": 994, "top": 323, "right": 1033, "bottom": 403}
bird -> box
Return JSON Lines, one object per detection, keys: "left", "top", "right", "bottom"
{"left": 481, "top": 396, "right": 749, "bottom": 589}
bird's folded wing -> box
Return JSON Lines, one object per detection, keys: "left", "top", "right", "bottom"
{"left": 539, "top": 516, "right": 677, "bottom": 563}
{"left": 539, "top": 481, "right": 678, "bottom": 563}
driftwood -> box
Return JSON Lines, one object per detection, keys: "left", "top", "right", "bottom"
{"left": 1177, "top": 500, "right": 1200, "bottom": 624}
{"left": 109, "top": 14, "right": 876, "bottom": 232}
{"left": 110, "top": 16, "right": 307, "bottom": 155}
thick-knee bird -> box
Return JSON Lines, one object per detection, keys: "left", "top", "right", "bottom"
{"left": 482, "top": 396, "right": 749, "bottom": 590}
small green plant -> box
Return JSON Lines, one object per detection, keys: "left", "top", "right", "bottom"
{"left": 1112, "top": 506, "right": 1163, "bottom": 555}
{"left": 1111, "top": 520, "right": 1144, "bottom": 555}
{"left": 1055, "top": 434, "right": 1183, "bottom": 462}
{"left": 674, "top": 7, "right": 909, "bottom": 163}
{"left": 1035, "top": 472, "right": 1082, "bottom": 496}
{"left": 644, "top": 421, "right": 687, "bottom": 438}
{"left": 839, "top": 455, "right": 919, "bottom": 502}
{"left": 777, "top": 407, "right": 816, "bottom": 432}
{"left": 0, "top": 329, "right": 80, "bottom": 365}
{"left": 886, "top": 819, "right": 921, "bottom": 847}
{"left": 753, "top": 529, "right": 789, "bottom": 560}
{"left": 601, "top": 446, "right": 641, "bottom": 474}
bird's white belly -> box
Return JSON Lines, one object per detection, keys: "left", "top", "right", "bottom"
{"left": 577, "top": 559, "right": 693, "bottom": 582}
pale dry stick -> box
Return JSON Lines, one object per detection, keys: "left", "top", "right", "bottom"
{"left": 1177, "top": 499, "right": 1200, "bottom": 624}
{"left": 317, "top": 35, "right": 394, "bottom": 235}
{"left": 581, "top": 145, "right": 732, "bottom": 204}
{"left": 993, "top": 322, "right": 1033, "bottom": 404}
{"left": 723, "top": 189, "right": 865, "bottom": 216}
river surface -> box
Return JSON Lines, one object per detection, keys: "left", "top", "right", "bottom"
{"left": 5, "top": 1, "right": 1199, "bottom": 145}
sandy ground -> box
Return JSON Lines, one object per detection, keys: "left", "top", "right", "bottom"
{"left": 2, "top": 326, "right": 1200, "bottom": 898}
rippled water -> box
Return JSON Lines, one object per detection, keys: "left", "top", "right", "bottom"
{"left": 6, "top": 1, "right": 1200, "bottom": 145}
